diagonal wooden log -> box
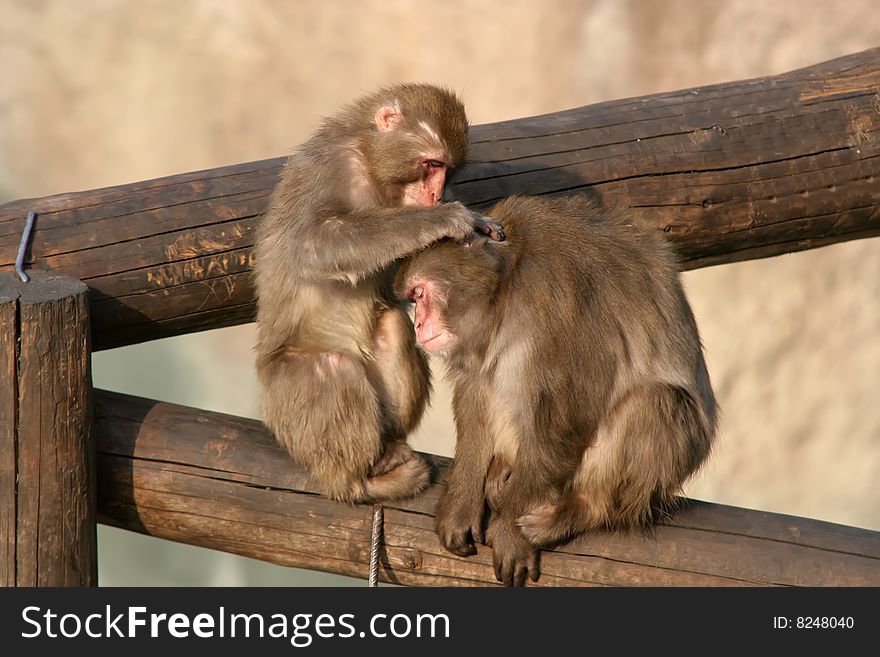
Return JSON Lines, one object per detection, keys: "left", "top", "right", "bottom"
{"left": 95, "top": 390, "right": 880, "bottom": 587}
{"left": 1, "top": 48, "right": 879, "bottom": 350}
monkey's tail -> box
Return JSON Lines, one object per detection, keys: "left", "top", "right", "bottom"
{"left": 359, "top": 454, "right": 432, "bottom": 502}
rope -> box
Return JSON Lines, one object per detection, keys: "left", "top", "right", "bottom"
{"left": 369, "top": 504, "right": 383, "bottom": 587}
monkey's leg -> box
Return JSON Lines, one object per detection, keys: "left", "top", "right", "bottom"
{"left": 260, "top": 350, "right": 428, "bottom": 503}
{"left": 259, "top": 351, "right": 379, "bottom": 502}
{"left": 486, "top": 448, "right": 561, "bottom": 586}
{"left": 366, "top": 305, "right": 431, "bottom": 477}
{"left": 518, "top": 383, "right": 712, "bottom": 546}
{"left": 434, "top": 378, "right": 494, "bottom": 556}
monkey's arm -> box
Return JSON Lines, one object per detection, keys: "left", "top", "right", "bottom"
{"left": 294, "top": 203, "right": 504, "bottom": 281}
{"left": 434, "top": 379, "right": 495, "bottom": 557}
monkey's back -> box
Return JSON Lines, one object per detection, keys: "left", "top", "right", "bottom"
{"left": 486, "top": 195, "right": 714, "bottom": 417}
{"left": 488, "top": 194, "right": 679, "bottom": 296}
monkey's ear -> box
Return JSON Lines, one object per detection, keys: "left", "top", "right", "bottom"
{"left": 375, "top": 104, "right": 403, "bottom": 132}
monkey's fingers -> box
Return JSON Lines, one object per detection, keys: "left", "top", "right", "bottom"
{"left": 528, "top": 550, "right": 541, "bottom": 583}
{"left": 513, "top": 563, "right": 528, "bottom": 588}
{"left": 440, "top": 529, "right": 477, "bottom": 557}
{"left": 482, "top": 220, "right": 506, "bottom": 242}
{"left": 493, "top": 555, "right": 526, "bottom": 587}
{"left": 493, "top": 554, "right": 506, "bottom": 585}
{"left": 471, "top": 214, "right": 506, "bottom": 242}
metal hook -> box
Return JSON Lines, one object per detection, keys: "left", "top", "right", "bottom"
{"left": 368, "top": 504, "right": 383, "bottom": 587}
{"left": 15, "top": 211, "right": 36, "bottom": 283}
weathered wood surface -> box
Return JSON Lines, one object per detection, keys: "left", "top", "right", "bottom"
{"left": 0, "top": 272, "right": 96, "bottom": 586}
{"left": 1, "top": 49, "right": 878, "bottom": 350}
{"left": 95, "top": 389, "right": 880, "bottom": 587}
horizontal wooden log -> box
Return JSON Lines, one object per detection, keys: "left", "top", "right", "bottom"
{"left": 2, "top": 49, "right": 879, "bottom": 350}
{"left": 95, "top": 389, "right": 880, "bottom": 586}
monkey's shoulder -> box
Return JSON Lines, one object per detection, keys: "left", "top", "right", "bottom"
{"left": 494, "top": 215, "right": 684, "bottom": 330}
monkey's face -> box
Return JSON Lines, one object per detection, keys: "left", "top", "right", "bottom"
{"left": 395, "top": 239, "right": 504, "bottom": 357}
{"left": 369, "top": 124, "right": 461, "bottom": 209}
{"left": 405, "top": 279, "right": 454, "bottom": 353}
{"left": 366, "top": 86, "right": 468, "bottom": 209}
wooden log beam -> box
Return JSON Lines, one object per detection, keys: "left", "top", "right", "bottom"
{"left": 0, "top": 272, "right": 96, "bottom": 586}
{"left": 2, "top": 49, "right": 879, "bottom": 350}
{"left": 95, "top": 389, "right": 880, "bottom": 586}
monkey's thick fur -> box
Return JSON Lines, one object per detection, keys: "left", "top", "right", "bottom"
{"left": 395, "top": 194, "right": 718, "bottom": 585}
{"left": 254, "top": 84, "right": 504, "bottom": 503}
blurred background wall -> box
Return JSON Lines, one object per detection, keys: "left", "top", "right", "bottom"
{"left": 1, "top": 0, "right": 878, "bottom": 585}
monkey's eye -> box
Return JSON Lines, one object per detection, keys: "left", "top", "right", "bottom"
{"left": 425, "top": 159, "right": 445, "bottom": 169}
{"left": 413, "top": 286, "right": 425, "bottom": 299}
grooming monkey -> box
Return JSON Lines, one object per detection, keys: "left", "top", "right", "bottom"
{"left": 394, "top": 195, "right": 718, "bottom": 586}
{"left": 254, "top": 84, "right": 504, "bottom": 503}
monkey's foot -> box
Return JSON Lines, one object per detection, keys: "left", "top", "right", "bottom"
{"left": 434, "top": 493, "right": 485, "bottom": 557}
{"left": 486, "top": 518, "right": 540, "bottom": 587}
{"left": 363, "top": 453, "right": 431, "bottom": 502}
{"left": 517, "top": 504, "right": 562, "bottom": 547}
{"left": 370, "top": 441, "right": 415, "bottom": 477}
{"left": 518, "top": 493, "right": 585, "bottom": 547}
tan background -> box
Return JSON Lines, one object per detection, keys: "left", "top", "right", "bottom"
{"left": 2, "top": 0, "right": 878, "bottom": 585}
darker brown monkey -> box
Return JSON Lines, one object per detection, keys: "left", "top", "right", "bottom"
{"left": 394, "top": 195, "right": 717, "bottom": 586}
{"left": 254, "top": 84, "right": 504, "bottom": 503}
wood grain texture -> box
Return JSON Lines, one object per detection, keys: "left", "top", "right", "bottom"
{"left": 0, "top": 293, "right": 17, "bottom": 585}
{"left": 95, "top": 390, "right": 880, "bottom": 587}
{"left": 0, "top": 271, "right": 96, "bottom": 586}
{"left": 0, "top": 49, "right": 877, "bottom": 350}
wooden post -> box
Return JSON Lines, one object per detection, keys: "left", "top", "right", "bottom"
{"left": 0, "top": 270, "right": 96, "bottom": 586}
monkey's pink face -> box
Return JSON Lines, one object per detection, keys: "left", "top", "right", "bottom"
{"left": 404, "top": 280, "right": 453, "bottom": 353}
{"left": 403, "top": 158, "right": 448, "bottom": 207}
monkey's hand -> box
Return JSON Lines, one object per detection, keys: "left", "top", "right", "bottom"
{"left": 469, "top": 211, "right": 506, "bottom": 242}
{"left": 446, "top": 202, "right": 506, "bottom": 243}
{"left": 486, "top": 517, "right": 540, "bottom": 587}
{"left": 484, "top": 455, "right": 512, "bottom": 513}
{"left": 434, "top": 488, "right": 485, "bottom": 557}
